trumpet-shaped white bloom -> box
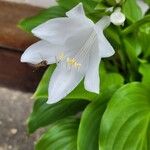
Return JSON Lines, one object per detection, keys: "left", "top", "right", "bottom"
{"left": 137, "top": 0, "right": 149, "bottom": 16}
{"left": 21, "top": 3, "right": 115, "bottom": 104}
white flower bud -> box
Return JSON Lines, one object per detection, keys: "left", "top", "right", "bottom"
{"left": 116, "top": 0, "right": 121, "bottom": 3}
{"left": 110, "top": 8, "right": 126, "bottom": 26}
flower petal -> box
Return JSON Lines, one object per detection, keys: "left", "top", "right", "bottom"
{"left": 84, "top": 47, "right": 100, "bottom": 94}
{"left": 96, "top": 16, "right": 111, "bottom": 30}
{"left": 66, "top": 3, "right": 94, "bottom": 29}
{"left": 47, "top": 66, "right": 83, "bottom": 104}
{"left": 32, "top": 17, "right": 93, "bottom": 45}
{"left": 32, "top": 3, "right": 94, "bottom": 45}
{"left": 98, "top": 31, "right": 115, "bottom": 58}
{"left": 137, "top": 0, "right": 149, "bottom": 16}
{"left": 21, "top": 40, "right": 62, "bottom": 64}
{"left": 94, "top": 17, "right": 115, "bottom": 58}
{"left": 65, "top": 27, "right": 93, "bottom": 55}
{"left": 66, "top": 3, "right": 85, "bottom": 18}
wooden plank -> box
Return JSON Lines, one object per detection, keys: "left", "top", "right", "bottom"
{"left": 0, "top": 1, "right": 41, "bottom": 51}
{"left": 0, "top": 1, "right": 46, "bottom": 91}
{"left": 3, "top": 0, "right": 57, "bottom": 8}
{"left": 0, "top": 47, "right": 46, "bottom": 92}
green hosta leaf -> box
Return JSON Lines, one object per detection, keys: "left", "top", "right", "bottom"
{"left": 57, "top": 0, "right": 79, "bottom": 10}
{"left": 33, "top": 65, "right": 56, "bottom": 99}
{"left": 144, "top": 0, "right": 150, "bottom": 5}
{"left": 57, "top": 0, "right": 97, "bottom": 13}
{"left": 123, "top": 37, "right": 141, "bottom": 80}
{"left": 36, "top": 117, "right": 79, "bottom": 150}
{"left": 124, "top": 37, "right": 141, "bottom": 58}
{"left": 139, "top": 63, "right": 150, "bottom": 89}
{"left": 123, "top": 0, "right": 142, "bottom": 23}
{"left": 100, "top": 82, "right": 150, "bottom": 150}
{"left": 105, "top": 26, "right": 121, "bottom": 46}
{"left": 95, "top": 3, "right": 107, "bottom": 11}
{"left": 28, "top": 99, "right": 89, "bottom": 133}
{"left": 19, "top": 6, "right": 66, "bottom": 32}
{"left": 122, "top": 15, "right": 150, "bottom": 35}
{"left": 100, "top": 72, "right": 124, "bottom": 99}
{"left": 138, "top": 23, "right": 150, "bottom": 58}
{"left": 78, "top": 100, "right": 106, "bottom": 150}
{"left": 77, "top": 72, "right": 124, "bottom": 150}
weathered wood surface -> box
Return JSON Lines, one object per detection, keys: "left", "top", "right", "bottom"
{"left": 0, "top": 48, "right": 46, "bottom": 91}
{"left": 0, "top": 1, "right": 41, "bottom": 50}
{"left": 3, "top": 0, "right": 56, "bottom": 8}
{"left": 0, "top": 1, "right": 46, "bottom": 92}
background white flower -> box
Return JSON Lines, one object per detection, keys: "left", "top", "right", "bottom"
{"left": 21, "top": 3, "right": 115, "bottom": 104}
{"left": 137, "top": 0, "right": 149, "bottom": 16}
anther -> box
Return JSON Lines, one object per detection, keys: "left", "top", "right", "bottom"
{"left": 67, "top": 57, "right": 76, "bottom": 65}
{"left": 74, "top": 62, "right": 81, "bottom": 69}
{"left": 58, "top": 52, "right": 64, "bottom": 61}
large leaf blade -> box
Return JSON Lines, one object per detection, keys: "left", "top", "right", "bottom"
{"left": 78, "top": 100, "right": 106, "bottom": 150}
{"left": 139, "top": 63, "right": 150, "bottom": 90}
{"left": 77, "top": 73, "right": 124, "bottom": 150}
{"left": 100, "top": 82, "right": 150, "bottom": 150}
{"left": 123, "top": 0, "right": 142, "bottom": 23}
{"left": 28, "top": 99, "right": 89, "bottom": 133}
{"left": 36, "top": 117, "right": 79, "bottom": 150}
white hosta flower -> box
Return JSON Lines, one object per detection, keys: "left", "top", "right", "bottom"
{"left": 137, "top": 0, "right": 149, "bottom": 16}
{"left": 110, "top": 8, "right": 126, "bottom": 26}
{"left": 21, "top": 3, "right": 115, "bottom": 104}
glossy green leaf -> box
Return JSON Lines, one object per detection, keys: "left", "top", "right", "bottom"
{"left": 57, "top": 0, "right": 97, "bottom": 13}
{"left": 138, "top": 23, "right": 150, "bottom": 58}
{"left": 77, "top": 72, "right": 124, "bottom": 150}
{"left": 95, "top": 3, "right": 107, "bottom": 11}
{"left": 33, "top": 65, "right": 56, "bottom": 99}
{"left": 122, "top": 15, "right": 150, "bottom": 35}
{"left": 123, "top": 0, "right": 142, "bottom": 23}
{"left": 19, "top": 6, "right": 66, "bottom": 32}
{"left": 144, "top": 0, "right": 150, "bottom": 5}
{"left": 28, "top": 99, "right": 89, "bottom": 133}
{"left": 105, "top": 26, "right": 121, "bottom": 46}
{"left": 139, "top": 63, "right": 150, "bottom": 88}
{"left": 36, "top": 117, "right": 79, "bottom": 150}
{"left": 123, "top": 37, "right": 141, "bottom": 80}
{"left": 78, "top": 100, "right": 106, "bottom": 150}
{"left": 57, "top": 0, "right": 79, "bottom": 10}
{"left": 100, "top": 82, "right": 150, "bottom": 150}
{"left": 100, "top": 72, "right": 124, "bottom": 99}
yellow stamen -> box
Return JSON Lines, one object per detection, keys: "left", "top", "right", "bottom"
{"left": 67, "top": 57, "right": 76, "bottom": 65}
{"left": 58, "top": 52, "right": 64, "bottom": 61}
{"left": 67, "top": 57, "right": 81, "bottom": 69}
{"left": 74, "top": 62, "right": 81, "bottom": 69}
